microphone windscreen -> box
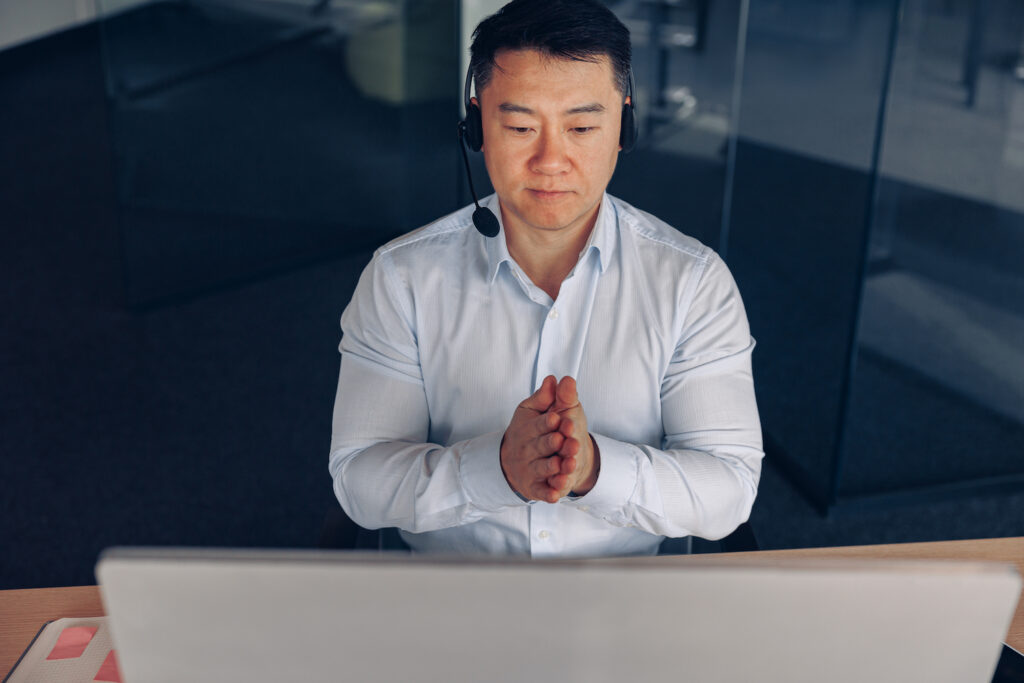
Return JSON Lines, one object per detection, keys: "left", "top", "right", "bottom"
{"left": 473, "top": 207, "right": 500, "bottom": 238}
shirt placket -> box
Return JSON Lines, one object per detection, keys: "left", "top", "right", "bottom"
{"left": 531, "top": 281, "right": 568, "bottom": 558}
{"left": 504, "top": 264, "right": 555, "bottom": 558}
{"left": 527, "top": 255, "right": 601, "bottom": 558}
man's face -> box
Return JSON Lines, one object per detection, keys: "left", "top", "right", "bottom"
{"left": 477, "top": 49, "right": 624, "bottom": 239}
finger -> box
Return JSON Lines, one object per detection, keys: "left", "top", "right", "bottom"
{"left": 532, "top": 481, "right": 562, "bottom": 504}
{"left": 552, "top": 376, "right": 580, "bottom": 413}
{"left": 535, "top": 411, "right": 561, "bottom": 437}
{"left": 547, "top": 472, "right": 572, "bottom": 494}
{"left": 542, "top": 487, "right": 562, "bottom": 504}
{"left": 534, "top": 432, "right": 564, "bottom": 458}
{"left": 531, "top": 455, "right": 561, "bottom": 479}
{"left": 520, "top": 375, "right": 557, "bottom": 412}
{"left": 558, "top": 417, "right": 574, "bottom": 438}
{"left": 558, "top": 436, "right": 580, "bottom": 459}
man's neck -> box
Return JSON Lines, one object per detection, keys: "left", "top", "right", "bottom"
{"left": 501, "top": 207, "right": 599, "bottom": 301}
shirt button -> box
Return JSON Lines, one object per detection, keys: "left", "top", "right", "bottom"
{"left": 579, "top": 505, "right": 590, "bottom": 512}
{"left": 538, "top": 530, "right": 550, "bottom": 540}
{"left": 548, "top": 309, "right": 559, "bottom": 320}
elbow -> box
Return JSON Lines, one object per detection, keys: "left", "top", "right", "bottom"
{"left": 696, "top": 489, "right": 754, "bottom": 541}
{"left": 329, "top": 446, "right": 385, "bottom": 531}
{"left": 331, "top": 475, "right": 378, "bottom": 531}
{"left": 690, "top": 466, "right": 759, "bottom": 541}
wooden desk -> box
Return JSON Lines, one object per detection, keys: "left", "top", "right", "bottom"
{"left": 2, "top": 537, "right": 1021, "bottom": 678}
{"left": 1, "top": 585, "right": 105, "bottom": 678}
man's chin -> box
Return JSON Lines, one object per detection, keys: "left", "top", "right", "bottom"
{"left": 499, "top": 196, "right": 597, "bottom": 235}
{"left": 523, "top": 217, "right": 580, "bottom": 233}
{"left": 518, "top": 206, "right": 585, "bottom": 232}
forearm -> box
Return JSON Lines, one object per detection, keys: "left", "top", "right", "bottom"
{"left": 566, "top": 433, "right": 762, "bottom": 540}
{"left": 329, "top": 355, "right": 522, "bottom": 533}
{"left": 569, "top": 332, "right": 763, "bottom": 540}
{"left": 330, "top": 432, "right": 520, "bottom": 532}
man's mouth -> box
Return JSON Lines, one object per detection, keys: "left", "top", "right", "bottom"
{"left": 528, "top": 189, "right": 571, "bottom": 200}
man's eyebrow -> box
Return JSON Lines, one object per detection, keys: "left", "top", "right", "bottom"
{"left": 496, "top": 103, "right": 607, "bottom": 115}
{"left": 498, "top": 103, "right": 534, "bottom": 114}
{"left": 566, "top": 103, "right": 606, "bottom": 115}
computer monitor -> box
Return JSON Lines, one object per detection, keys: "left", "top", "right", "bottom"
{"left": 97, "top": 547, "right": 1020, "bottom": 683}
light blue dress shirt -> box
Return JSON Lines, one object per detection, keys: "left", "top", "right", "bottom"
{"left": 330, "top": 193, "right": 762, "bottom": 557}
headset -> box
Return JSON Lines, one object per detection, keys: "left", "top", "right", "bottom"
{"left": 457, "top": 62, "right": 639, "bottom": 237}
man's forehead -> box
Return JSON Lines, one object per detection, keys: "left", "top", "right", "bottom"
{"left": 492, "top": 47, "right": 612, "bottom": 70}
{"left": 484, "top": 48, "right": 619, "bottom": 94}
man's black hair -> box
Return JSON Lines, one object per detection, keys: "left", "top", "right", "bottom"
{"left": 469, "top": 0, "right": 632, "bottom": 97}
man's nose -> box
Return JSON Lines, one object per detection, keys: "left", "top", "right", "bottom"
{"left": 530, "top": 129, "right": 570, "bottom": 175}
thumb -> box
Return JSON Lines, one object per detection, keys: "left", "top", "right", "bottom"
{"left": 520, "top": 375, "right": 557, "bottom": 412}
{"left": 552, "top": 376, "right": 580, "bottom": 413}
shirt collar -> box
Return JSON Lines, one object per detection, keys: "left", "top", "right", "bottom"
{"left": 582, "top": 194, "right": 616, "bottom": 274}
{"left": 484, "top": 193, "right": 616, "bottom": 283}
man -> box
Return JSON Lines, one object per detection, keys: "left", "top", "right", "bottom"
{"left": 329, "top": 0, "right": 762, "bottom": 557}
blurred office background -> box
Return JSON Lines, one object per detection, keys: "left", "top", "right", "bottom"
{"left": 1, "top": 0, "right": 1022, "bottom": 589}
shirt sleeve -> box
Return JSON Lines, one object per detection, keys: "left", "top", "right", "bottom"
{"left": 328, "top": 251, "right": 525, "bottom": 533}
{"left": 565, "top": 252, "right": 764, "bottom": 541}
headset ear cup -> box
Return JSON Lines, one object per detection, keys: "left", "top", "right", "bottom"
{"left": 620, "top": 104, "right": 637, "bottom": 153}
{"left": 465, "top": 104, "right": 484, "bottom": 152}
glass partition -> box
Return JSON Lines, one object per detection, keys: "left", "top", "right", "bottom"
{"left": 98, "top": 0, "right": 459, "bottom": 306}
{"left": 606, "top": 0, "right": 745, "bottom": 249}
{"left": 722, "top": 0, "right": 900, "bottom": 508}
{"left": 724, "top": 0, "right": 1024, "bottom": 509}
{"left": 837, "top": 0, "right": 1024, "bottom": 504}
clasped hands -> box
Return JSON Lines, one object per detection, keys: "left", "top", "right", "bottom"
{"left": 500, "top": 375, "right": 599, "bottom": 504}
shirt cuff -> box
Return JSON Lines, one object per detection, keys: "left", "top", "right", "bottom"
{"left": 564, "top": 432, "right": 637, "bottom": 522}
{"left": 458, "top": 429, "right": 528, "bottom": 510}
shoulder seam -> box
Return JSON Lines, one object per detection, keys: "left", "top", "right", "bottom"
{"left": 377, "top": 215, "right": 472, "bottom": 257}
{"left": 676, "top": 251, "right": 718, "bottom": 338}
{"left": 613, "top": 199, "right": 711, "bottom": 262}
{"left": 372, "top": 250, "right": 416, "bottom": 328}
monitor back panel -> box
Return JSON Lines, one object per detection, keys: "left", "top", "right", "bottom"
{"left": 97, "top": 549, "right": 1021, "bottom": 683}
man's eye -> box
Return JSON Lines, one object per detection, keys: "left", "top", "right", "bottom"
{"left": 572, "top": 127, "right": 595, "bottom": 135}
{"left": 507, "top": 127, "right": 531, "bottom": 134}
